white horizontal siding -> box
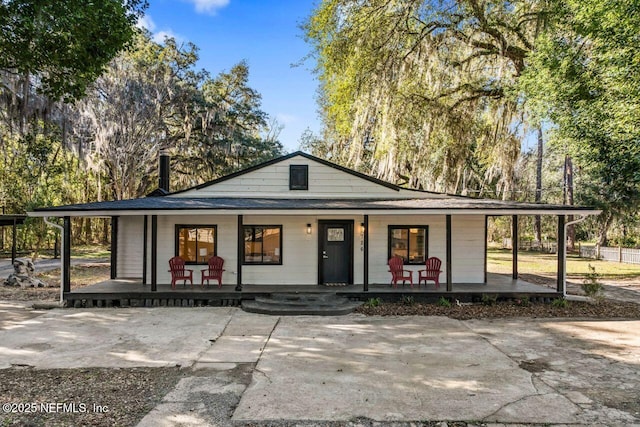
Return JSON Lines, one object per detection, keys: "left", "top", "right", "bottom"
{"left": 155, "top": 216, "right": 238, "bottom": 285}
{"left": 141, "top": 213, "right": 486, "bottom": 285}
{"left": 116, "top": 216, "right": 143, "bottom": 278}
{"left": 368, "top": 214, "right": 485, "bottom": 284}
{"left": 451, "top": 215, "right": 485, "bottom": 283}
{"left": 241, "top": 215, "right": 317, "bottom": 285}
{"left": 367, "top": 215, "right": 447, "bottom": 285}
{"left": 172, "top": 156, "right": 404, "bottom": 199}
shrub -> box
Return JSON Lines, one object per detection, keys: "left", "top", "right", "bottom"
{"left": 552, "top": 297, "right": 569, "bottom": 308}
{"left": 364, "top": 297, "right": 381, "bottom": 308}
{"left": 437, "top": 296, "right": 451, "bottom": 307}
{"left": 481, "top": 293, "right": 498, "bottom": 306}
{"left": 515, "top": 296, "right": 530, "bottom": 307}
{"left": 401, "top": 295, "right": 415, "bottom": 305}
{"left": 582, "top": 264, "right": 604, "bottom": 297}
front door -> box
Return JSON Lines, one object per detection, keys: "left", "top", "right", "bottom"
{"left": 318, "top": 220, "right": 353, "bottom": 285}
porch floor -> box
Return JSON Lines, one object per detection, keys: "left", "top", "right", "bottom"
{"left": 67, "top": 273, "right": 558, "bottom": 299}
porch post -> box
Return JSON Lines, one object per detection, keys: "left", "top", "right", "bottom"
{"left": 142, "top": 215, "right": 148, "bottom": 285}
{"left": 446, "top": 214, "right": 452, "bottom": 292}
{"left": 63, "top": 216, "right": 71, "bottom": 293}
{"left": 512, "top": 215, "right": 518, "bottom": 280}
{"left": 363, "top": 215, "right": 369, "bottom": 292}
{"left": 557, "top": 215, "right": 566, "bottom": 293}
{"left": 110, "top": 216, "right": 118, "bottom": 280}
{"left": 236, "top": 215, "right": 243, "bottom": 291}
{"left": 151, "top": 215, "right": 157, "bottom": 291}
{"left": 11, "top": 217, "right": 17, "bottom": 263}
{"left": 484, "top": 215, "right": 488, "bottom": 283}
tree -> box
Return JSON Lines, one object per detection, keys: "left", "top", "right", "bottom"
{"left": 73, "top": 34, "right": 283, "bottom": 198}
{"left": 175, "top": 61, "right": 283, "bottom": 184}
{"left": 518, "top": 0, "right": 640, "bottom": 245}
{"left": 73, "top": 32, "right": 203, "bottom": 200}
{"left": 0, "top": 0, "right": 147, "bottom": 101}
{"left": 304, "top": 0, "right": 546, "bottom": 197}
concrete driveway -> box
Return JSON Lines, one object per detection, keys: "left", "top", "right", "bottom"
{"left": 0, "top": 303, "right": 638, "bottom": 426}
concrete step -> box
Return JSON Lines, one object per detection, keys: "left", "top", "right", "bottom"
{"left": 242, "top": 293, "right": 362, "bottom": 316}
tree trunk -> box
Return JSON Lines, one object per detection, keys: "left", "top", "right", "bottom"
{"left": 564, "top": 155, "right": 575, "bottom": 250}
{"left": 102, "top": 218, "right": 110, "bottom": 244}
{"left": 597, "top": 213, "right": 613, "bottom": 247}
{"left": 534, "top": 127, "right": 543, "bottom": 246}
{"left": 84, "top": 218, "right": 92, "bottom": 244}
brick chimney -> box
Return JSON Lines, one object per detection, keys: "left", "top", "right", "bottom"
{"left": 159, "top": 150, "right": 170, "bottom": 192}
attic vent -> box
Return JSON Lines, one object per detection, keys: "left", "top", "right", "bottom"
{"left": 289, "top": 165, "right": 309, "bottom": 190}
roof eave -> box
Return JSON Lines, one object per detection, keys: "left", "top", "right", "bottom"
{"left": 28, "top": 208, "right": 602, "bottom": 217}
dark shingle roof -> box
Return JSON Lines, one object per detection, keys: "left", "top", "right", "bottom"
{"left": 30, "top": 196, "right": 599, "bottom": 215}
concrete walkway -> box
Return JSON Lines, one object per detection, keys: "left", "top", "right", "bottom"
{"left": 0, "top": 303, "right": 639, "bottom": 426}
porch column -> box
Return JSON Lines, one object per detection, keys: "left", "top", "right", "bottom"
{"left": 151, "top": 215, "right": 157, "bottom": 291}
{"left": 236, "top": 215, "right": 243, "bottom": 291}
{"left": 446, "top": 214, "right": 452, "bottom": 292}
{"left": 63, "top": 216, "right": 71, "bottom": 293}
{"left": 484, "top": 215, "right": 488, "bottom": 283}
{"left": 557, "top": 215, "right": 566, "bottom": 293}
{"left": 11, "top": 217, "right": 17, "bottom": 263}
{"left": 363, "top": 215, "right": 369, "bottom": 292}
{"left": 512, "top": 215, "right": 518, "bottom": 280}
{"left": 110, "top": 216, "right": 118, "bottom": 280}
{"left": 142, "top": 215, "right": 148, "bottom": 285}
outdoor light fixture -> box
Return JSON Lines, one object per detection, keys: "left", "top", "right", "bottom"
{"left": 306, "top": 223, "right": 312, "bottom": 235}
{"left": 360, "top": 222, "right": 366, "bottom": 234}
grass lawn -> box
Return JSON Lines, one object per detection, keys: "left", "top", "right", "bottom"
{"left": 488, "top": 248, "right": 640, "bottom": 281}
{"left": 70, "top": 244, "right": 111, "bottom": 259}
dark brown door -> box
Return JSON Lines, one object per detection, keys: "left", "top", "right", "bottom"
{"left": 318, "top": 220, "right": 353, "bottom": 284}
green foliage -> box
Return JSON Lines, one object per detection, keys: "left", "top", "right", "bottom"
{"left": 401, "top": 295, "right": 415, "bottom": 306}
{"left": 364, "top": 297, "right": 381, "bottom": 308}
{"left": 518, "top": 0, "right": 640, "bottom": 243}
{"left": 552, "top": 298, "right": 569, "bottom": 308}
{"left": 0, "top": 30, "right": 282, "bottom": 253}
{"left": 304, "top": 0, "right": 545, "bottom": 196}
{"left": 437, "top": 297, "right": 451, "bottom": 308}
{"left": 73, "top": 33, "right": 283, "bottom": 200}
{"left": 481, "top": 294, "right": 498, "bottom": 306}
{"left": 582, "top": 264, "right": 604, "bottom": 298}
{"left": 0, "top": 0, "right": 147, "bottom": 101}
{"left": 514, "top": 297, "right": 530, "bottom": 307}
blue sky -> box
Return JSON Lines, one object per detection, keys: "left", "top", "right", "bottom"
{"left": 139, "top": 0, "right": 321, "bottom": 152}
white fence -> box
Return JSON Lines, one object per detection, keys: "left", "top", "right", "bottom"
{"left": 502, "top": 238, "right": 557, "bottom": 253}
{"left": 580, "top": 245, "right": 640, "bottom": 264}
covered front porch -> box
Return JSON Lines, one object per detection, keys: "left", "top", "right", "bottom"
{"left": 63, "top": 272, "right": 560, "bottom": 308}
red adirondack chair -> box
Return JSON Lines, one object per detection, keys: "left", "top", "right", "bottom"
{"left": 201, "top": 256, "right": 225, "bottom": 288}
{"left": 388, "top": 256, "right": 413, "bottom": 288}
{"left": 168, "top": 256, "right": 193, "bottom": 289}
{"left": 418, "top": 257, "right": 442, "bottom": 288}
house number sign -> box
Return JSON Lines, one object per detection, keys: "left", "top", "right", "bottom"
{"left": 327, "top": 228, "right": 345, "bottom": 241}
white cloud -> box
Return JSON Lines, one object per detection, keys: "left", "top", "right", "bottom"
{"left": 137, "top": 15, "right": 185, "bottom": 45}
{"left": 185, "top": 0, "right": 230, "bottom": 15}
{"left": 152, "top": 30, "right": 185, "bottom": 44}
{"left": 276, "top": 113, "right": 298, "bottom": 125}
{"left": 136, "top": 15, "right": 156, "bottom": 31}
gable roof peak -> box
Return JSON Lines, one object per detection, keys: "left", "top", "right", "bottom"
{"left": 169, "top": 150, "right": 404, "bottom": 195}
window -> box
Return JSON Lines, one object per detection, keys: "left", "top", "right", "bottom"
{"left": 289, "top": 165, "right": 308, "bottom": 190}
{"left": 175, "top": 225, "right": 217, "bottom": 264}
{"left": 243, "top": 225, "right": 282, "bottom": 265}
{"left": 388, "top": 225, "right": 428, "bottom": 264}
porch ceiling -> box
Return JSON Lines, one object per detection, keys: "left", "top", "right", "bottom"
{"left": 28, "top": 196, "right": 600, "bottom": 217}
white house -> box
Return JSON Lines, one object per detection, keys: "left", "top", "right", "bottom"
{"left": 29, "top": 151, "right": 599, "bottom": 301}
